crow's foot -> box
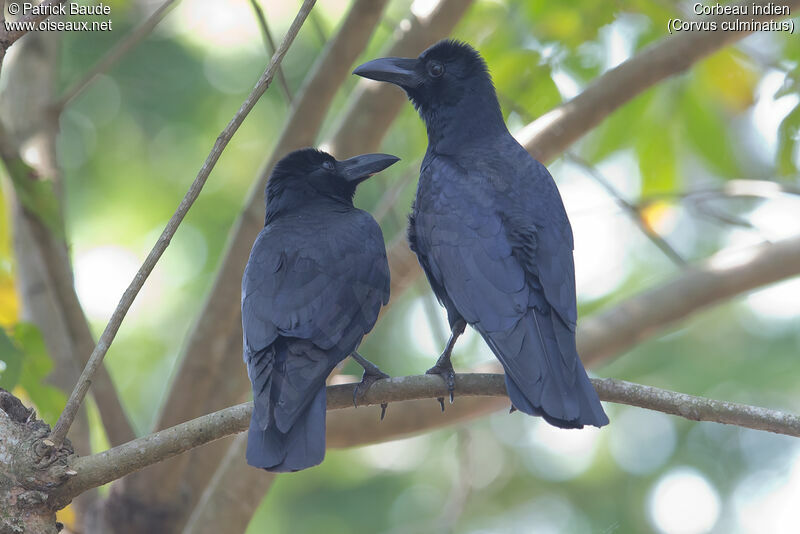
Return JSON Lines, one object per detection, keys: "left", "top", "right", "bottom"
{"left": 426, "top": 356, "right": 456, "bottom": 406}
{"left": 351, "top": 353, "right": 390, "bottom": 419}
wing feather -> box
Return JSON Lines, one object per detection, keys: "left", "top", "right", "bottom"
{"left": 242, "top": 210, "right": 389, "bottom": 429}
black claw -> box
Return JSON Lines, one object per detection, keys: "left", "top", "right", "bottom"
{"left": 437, "top": 397, "right": 445, "bottom": 412}
{"left": 380, "top": 402, "right": 388, "bottom": 420}
{"left": 427, "top": 363, "right": 456, "bottom": 407}
{"left": 353, "top": 367, "right": 390, "bottom": 409}
{"left": 509, "top": 405, "right": 517, "bottom": 414}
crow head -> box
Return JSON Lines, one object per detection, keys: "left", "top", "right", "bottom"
{"left": 265, "top": 149, "right": 398, "bottom": 222}
{"left": 354, "top": 40, "right": 504, "bottom": 145}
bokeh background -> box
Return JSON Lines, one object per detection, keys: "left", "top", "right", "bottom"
{"left": 1, "top": 0, "right": 800, "bottom": 532}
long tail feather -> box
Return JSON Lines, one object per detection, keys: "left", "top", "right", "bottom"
{"left": 246, "top": 386, "right": 327, "bottom": 472}
{"left": 485, "top": 307, "right": 608, "bottom": 428}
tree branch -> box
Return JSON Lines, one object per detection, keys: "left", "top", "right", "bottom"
{"left": 249, "top": 0, "right": 292, "bottom": 104}
{"left": 58, "top": 231, "right": 800, "bottom": 516}
{"left": 54, "top": 0, "right": 180, "bottom": 110}
{"left": 593, "top": 378, "right": 800, "bottom": 434}
{"left": 55, "top": 373, "right": 800, "bottom": 504}
{"left": 326, "top": 395, "right": 510, "bottom": 449}
{"left": 578, "top": 233, "right": 800, "bottom": 365}
{"left": 48, "top": 0, "right": 317, "bottom": 449}
{"left": 515, "top": 0, "right": 800, "bottom": 164}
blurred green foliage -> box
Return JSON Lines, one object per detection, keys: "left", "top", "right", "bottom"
{"left": 2, "top": 158, "right": 64, "bottom": 237}
{"left": 0, "top": 328, "right": 23, "bottom": 390}
{"left": 0, "top": 0, "right": 799, "bottom": 532}
{"left": 12, "top": 323, "right": 67, "bottom": 424}
{"left": 0, "top": 323, "right": 66, "bottom": 423}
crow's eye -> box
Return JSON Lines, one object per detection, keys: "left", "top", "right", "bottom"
{"left": 427, "top": 61, "right": 444, "bottom": 78}
{"left": 322, "top": 160, "right": 334, "bottom": 171}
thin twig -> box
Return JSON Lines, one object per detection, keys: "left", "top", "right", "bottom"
{"left": 639, "top": 180, "right": 800, "bottom": 205}
{"left": 54, "top": 0, "right": 180, "bottom": 110}
{"left": 565, "top": 151, "right": 687, "bottom": 267}
{"left": 249, "top": 0, "right": 293, "bottom": 104}
{"left": 585, "top": 180, "right": 800, "bottom": 230}
{"left": 48, "top": 0, "right": 317, "bottom": 449}
{"left": 55, "top": 373, "right": 800, "bottom": 503}
{"left": 680, "top": 180, "right": 800, "bottom": 229}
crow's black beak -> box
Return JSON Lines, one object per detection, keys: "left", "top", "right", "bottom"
{"left": 339, "top": 153, "right": 400, "bottom": 183}
{"left": 353, "top": 57, "right": 420, "bottom": 88}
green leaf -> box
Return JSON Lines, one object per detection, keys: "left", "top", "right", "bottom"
{"left": 696, "top": 50, "right": 758, "bottom": 114}
{"left": 13, "top": 323, "right": 66, "bottom": 424}
{"left": 0, "top": 328, "right": 23, "bottom": 390}
{"left": 455, "top": 5, "right": 562, "bottom": 122}
{"left": 491, "top": 50, "right": 562, "bottom": 121}
{"left": 521, "top": 0, "right": 617, "bottom": 48}
{"left": 585, "top": 90, "right": 654, "bottom": 161}
{"left": 637, "top": 117, "right": 678, "bottom": 196}
{"left": 1, "top": 156, "right": 64, "bottom": 239}
{"left": 681, "top": 83, "right": 742, "bottom": 178}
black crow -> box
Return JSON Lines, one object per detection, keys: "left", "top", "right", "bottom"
{"left": 354, "top": 41, "right": 608, "bottom": 429}
{"left": 242, "top": 148, "right": 399, "bottom": 472}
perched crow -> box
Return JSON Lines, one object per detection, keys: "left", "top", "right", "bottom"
{"left": 354, "top": 40, "right": 608, "bottom": 429}
{"left": 242, "top": 148, "right": 399, "bottom": 472}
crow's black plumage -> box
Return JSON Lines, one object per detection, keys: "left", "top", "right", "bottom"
{"left": 354, "top": 40, "right": 608, "bottom": 428}
{"left": 242, "top": 148, "right": 398, "bottom": 471}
